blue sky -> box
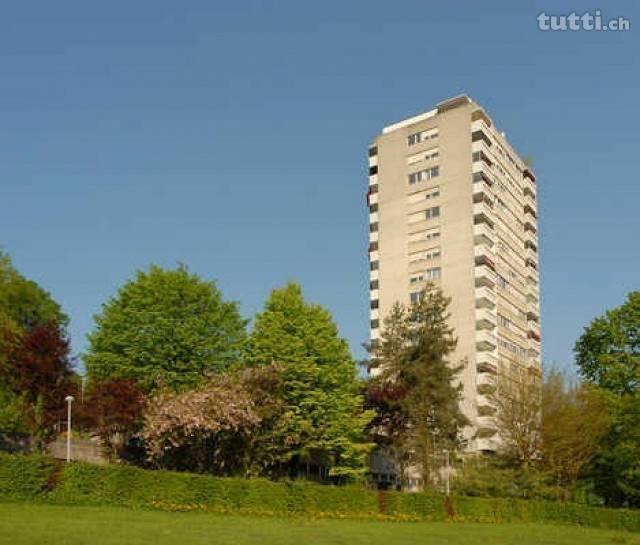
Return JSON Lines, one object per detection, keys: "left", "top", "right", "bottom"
{"left": 1, "top": 1, "right": 638, "bottom": 369}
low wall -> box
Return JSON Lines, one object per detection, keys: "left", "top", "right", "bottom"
{"left": 46, "top": 437, "right": 107, "bottom": 465}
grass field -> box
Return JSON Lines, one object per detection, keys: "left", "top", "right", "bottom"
{"left": 0, "top": 503, "right": 638, "bottom": 545}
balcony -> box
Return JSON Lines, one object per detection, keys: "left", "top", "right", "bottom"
{"left": 472, "top": 166, "right": 494, "bottom": 188}
{"left": 473, "top": 182, "right": 493, "bottom": 206}
{"left": 524, "top": 203, "right": 537, "bottom": 220}
{"left": 477, "top": 350, "right": 498, "bottom": 375}
{"left": 477, "top": 372, "right": 497, "bottom": 393}
{"left": 476, "top": 437, "right": 498, "bottom": 452}
{"left": 474, "top": 202, "right": 495, "bottom": 229}
{"left": 472, "top": 128, "right": 492, "bottom": 147}
{"left": 476, "top": 330, "right": 497, "bottom": 351}
{"left": 476, "top": 394, "right": 495, "bottom": 412}
{"left": 525, "top": 245, "right": 537, "bottom": 262}
{"left": 523, "top": 167, "right": 536, "bottom": 185}
{"left": 527, "top": 309, "right": 539, "bottom": 323}
{"left": 475, "top": 251, "right": 496, "bottom": 271}
{"left": 525, "top": 257, "right": 538, "bottom": 271}
{"left": 524, "top": 228, "right": 538, "bottom": 248}
{"left": 473, "top": 149, "right": 494, "bottom": 168}
{"left": 475, "top": 263, "right": 496, "bottom": 288}
{"left": 474, "top": 222, "right": 495, "bottom": 247}
{"left": 527, "top": 329, "right": 541, "bottom": 343}
{"left": 476, "top": 416, "right": 497, "bottom": 438}
{"left": 476, "top": 308, "right": 497, "bottom": 330}
{"left": 476, "top": 285, "right": 497, "bottom": 309}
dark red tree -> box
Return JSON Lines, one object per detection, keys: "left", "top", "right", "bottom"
{"left": 79, "top": 378, "right": 146, "bottom": 458}
{"left": 3, "top": 322, "right": 76, "bottom": 437}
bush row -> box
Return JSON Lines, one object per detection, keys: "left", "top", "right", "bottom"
{"left": 1, "top": 453, "right": 639, "bottom": 531}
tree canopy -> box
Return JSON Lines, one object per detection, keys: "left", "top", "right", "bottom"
{"left": 368, "top": 285, "right": 468, "bottom": 487}
{"left": 575, "top": 291, "right": 640, "bottom": 395}
{"left": 246, "top": 282, "right": 373, "bottom": 481}
{"left": 84, "top": 265, "right": 247, "bottom": 392}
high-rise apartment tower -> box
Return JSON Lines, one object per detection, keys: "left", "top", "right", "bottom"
{"left": 367, "top": 95, "right": 541, "bottom": 452}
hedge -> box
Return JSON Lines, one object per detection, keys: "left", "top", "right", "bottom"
{"left": 1, "top": 453, "right": 639, "bottom": 531}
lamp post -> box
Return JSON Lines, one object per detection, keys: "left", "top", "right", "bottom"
{"left": 65, "top": 395, "right": 74, "bottom": 463}
{"left": 444, "top": 449, "right": 450, "bottom": 496}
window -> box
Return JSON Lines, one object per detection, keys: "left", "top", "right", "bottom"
{"left": 407, "top": 148, "right": 439, "bottom": 166}
{"left": 370, "top": 279, "right": 379, "bottom": 290}
{"left": 368, "top": 146, "right": 378, "bottom": 157}
{"left": 410, "top": 291, "right": 425, "bottom": 304}
{"left": 369, "top": 165, "right": 378, "bottom": 176}
{"left": 370, "top": 299, "right": 379, "bottom": 310}
{"left": 425, "top": 188, "right": 440, "bottom": 200}
{"left": 371, "top": 319, "right": 379, "bottom": 329}
{"left": 369, "top": 222, "right": 378, "bottom": 232}
{"left": 409, "top": 228, "right": 440, "bottom": 243}
{"left": 370, "top": 261, "right": 378, "bottom": 271}
{"left": 369, "top": 203, "right": 378, "bottom": 213}
{"left": 409, "top": 247, "right": 441, "bottom": 264}
{"left": 498, "top": 314, "right": 511, "bottom": 329}
{"left": 410, "top": 268, "right": 441, "bottom": 284}
{"left": 408, "top": 165, "right": 439, "bottom": 185}
{"left": 425, "top": 206, "right": 440, "bottom": 219}
{"left": 369, "top": 241, "right": 379, "bottom": 252}
{"left": 369, "top": 184, "right": 378, "bottom": 194}
{"left": 426, "top": 229, "right": 440, "bottom": 241}
{"left": 407, "top": 128, "right": 438, "bottom": 146}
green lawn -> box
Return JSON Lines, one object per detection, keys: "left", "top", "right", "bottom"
{"left": 0, "top": 502, "right": 637, "bottom": 545}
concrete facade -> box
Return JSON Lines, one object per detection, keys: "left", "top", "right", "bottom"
{"left": 367, "top": 95, "right": 541, "bottom": 452}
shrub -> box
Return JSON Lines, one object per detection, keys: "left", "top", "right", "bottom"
{"left": 1, "top": 453, "right": 640, "bottom": 531}
{"left": 0, "top": 452, "right": 54, "bottom": 499}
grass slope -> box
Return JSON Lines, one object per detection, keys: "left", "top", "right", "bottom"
{"left": 0, "top": 502, "right": 638, "bottom": 545}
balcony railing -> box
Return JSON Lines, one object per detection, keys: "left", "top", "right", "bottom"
{"left": 472, "top": 129, "right": 492, "bottom": 147}
{"left": 476, "top": 285, "right": 497, "bottom": 309}
{"left": 527, "top": 329, "right": 541, "bottom": 342}
{"left": 474, "top": 222, "right": 495, "bottom": 247}
{"left": 475, "top": 263, "right": 496, "bottom": 288}
{"left": 523, "top": 167, "right": 536, "bottom": 184}
{"left": 477, "top": 330, "right": 497, "bottom": 351}
{"left": 476, "top": 308, "right": 497, "bottom": 330}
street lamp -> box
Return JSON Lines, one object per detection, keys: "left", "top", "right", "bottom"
{"left": 65, "top": 395, "right": 74, "bottom": 463}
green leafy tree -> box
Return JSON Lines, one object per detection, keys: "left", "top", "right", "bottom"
{"left": 575, "top": 291, "right": 640, "bottom": 395}
{"left": 588, "top": 394, "right": 640, "bottom": 507}
{"left": 368, "top": 285, "right": 469, "bottom": 488}
{"left": 0, "top": 251, "right": 67, "bottom": 376}
{"left": 84, "top": 265, "right": 247, "bottom": 392}
{"left": 574, "top": 292, "right": 640, "bottom": 506}
{"left": 541, "top": 371, "right": 611, "bottom": 501}
{"left": 246, "top": 283, "right": 374, "bottom": 481}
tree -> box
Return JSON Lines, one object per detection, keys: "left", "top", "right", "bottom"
{"left": 588, "top": 393, "right": 640, "bottom": 507}
{"left": 575, "top": 291, "right": 640, "bottom": 395}
{"left": 245, "top": 283, "right": 374, "bottom": 481}
{"left": 541, "top": 371, "right": 611, "bottom": 500}
{"left": 1, "top": 322, "right": 75, "bottom": 445}
{"left": 0, "top": 252, "right": 67, "bottom": 332}
{"left": 491, "top": 373, "right": 542, "bottom": 467}
{"left": 78, "top": 378, "right": 146, "bottom": 459}
{"left": 368, "top": 285, "right": 468, "bottom": 488}
{"left": 0, "top": 251, "right": 68, "bottom": 378}
{"left": 141, "top": 365, "right": 283, "bottom": 475}
{"left": 574, "top": 293, "right": 640, "bottom": 506}
{"left": 84, "top": 265, "right": 247, "bottom": 392}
